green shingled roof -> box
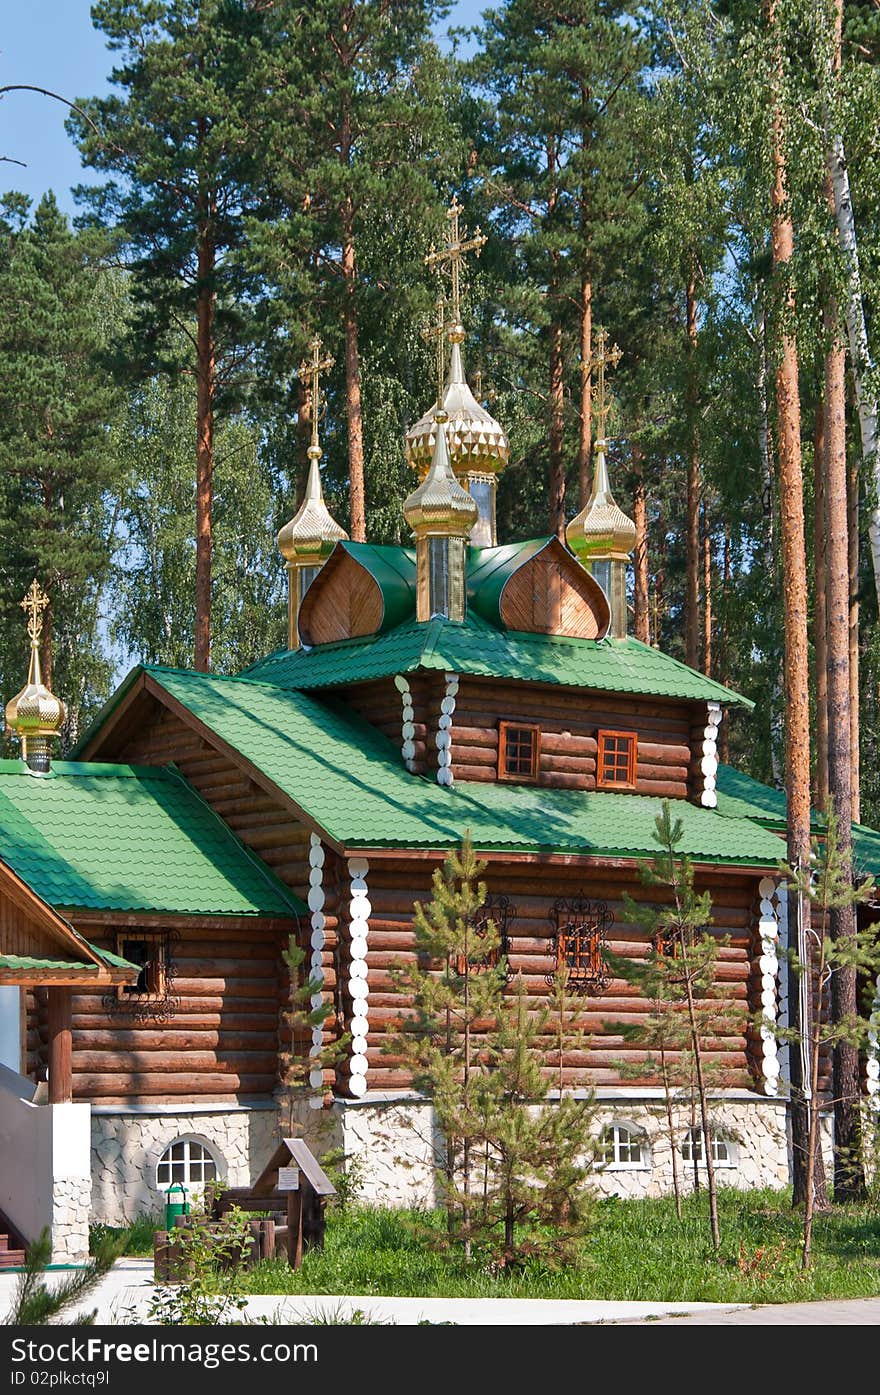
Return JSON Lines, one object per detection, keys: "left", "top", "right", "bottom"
{"left": 0, "top": 760, "right": 304, "bottom": 917}
{"left": 0, "top": 952, "right": 127, "bottom": 977}
{"left": 715, "top": 763, "right": 880, "bottom": 879}
{"left": 244, "top": 610, "right": 752, "bottom": 708}
{"left": 124, "top": 667, "right": 779, "bottom": 866}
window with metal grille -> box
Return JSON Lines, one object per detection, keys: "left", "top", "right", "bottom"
{"left": 156, "top": 1138, "right": 219, "bottom": 1188}
{"left": 596, "top": 730, "right": 637, "bottom": 789}
{"left": 547, "top": 895, "right": 613, "bottom": 995}
{"left": 601, "top": 1123, "right": 650, "bottom": 1170}
{"left": 117, "top": 932, "right": 167, "bottom": 1001}
{"left": 452, "top": 893, "right": 515, "bottom": 977}
{"left": 498, "top": 722, "right": 540, "bottom": 781}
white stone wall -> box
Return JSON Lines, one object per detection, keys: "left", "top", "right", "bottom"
{"left": 294, "top": 1093, "right": 794, "bottom": 1207}
{"left": 90, "top": 1107, "right": 280, "bottom": 1225}
{"left": 51, "top": 1177, "right": 91, "bottom": 1265}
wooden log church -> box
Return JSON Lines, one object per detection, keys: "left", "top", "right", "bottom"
{"left": 2, "top": 202, "right": 879, "bottom": 1248}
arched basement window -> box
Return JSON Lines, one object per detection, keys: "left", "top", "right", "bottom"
{"left": 156, "top": 1137, "right": 220, "bottom": 1189}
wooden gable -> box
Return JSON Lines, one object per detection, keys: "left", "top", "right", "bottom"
{"left": 298, "top": 548, "right": 385, "bottom": 646}
{"left": 498, "top": 538, "right": 611, "bottom": 640}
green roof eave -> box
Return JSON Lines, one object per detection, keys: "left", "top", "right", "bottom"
{"left": 715, "top": 763, "right": 880, "bottom": 879}
{"left": 0, "top": 756, "right": 305, "bottom": 919}
{"left": 243, "top": 612, "right": 753, "bottom": 709}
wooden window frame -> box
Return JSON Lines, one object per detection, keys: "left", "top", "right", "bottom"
{"left": 116, "top": 931, "right": 168, "bottom": 1003}
{"left": 497, "top": 721, "right": 541, "bottom": 782}
{"left": 596, "top": 729, "right": 638, "bottom": 791}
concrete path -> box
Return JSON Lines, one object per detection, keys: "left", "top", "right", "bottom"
{"left": 0, "top": 1258, "right": 741, "bottom": 1325}
{"left": 3, "top": 1259, "right": 877, "bottom": 1324}
{"left": 627, "top": 1297, "right": 880, "bottom": 1325}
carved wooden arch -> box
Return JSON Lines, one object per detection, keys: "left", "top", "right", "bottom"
{"left": 298, "top": 546, "right": 385, "bottom": 647}
{"left": 499, "top": 538, "right": 611, "bottom": 640}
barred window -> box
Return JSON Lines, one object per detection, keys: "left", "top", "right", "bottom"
{"left": 548, "top": 895, "right": 613, "bottom": 996}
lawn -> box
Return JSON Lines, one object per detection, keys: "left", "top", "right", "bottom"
{"left": 220, "top": 1189, "right": 880, "bottom": 1305}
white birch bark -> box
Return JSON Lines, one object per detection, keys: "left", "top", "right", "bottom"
{"left": 825, "top": 128, "right": 880, "bottom": 603}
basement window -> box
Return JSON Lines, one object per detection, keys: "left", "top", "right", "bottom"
{"left": 498, "top": 722, "right": 541, "bottom": 782}
{"left": 156, "top": 1137, "right": 219, "bottom": 1189}
{"left": 681, "top": 1127, "right": 735, "bottom": 1168}
{"left": 117, "top": 932, "right": 168, "bottom": 1001}
{"left": 601, "top": 1122, "right": 651, "bottom": 1171}
{"left": 597, "top": 730, "right": 638, "bottom": 790}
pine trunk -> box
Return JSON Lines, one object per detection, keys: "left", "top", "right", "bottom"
{"left": 578, "top": 273, "right": 592, "bottom": 509}
{"left": 718, "top": 527, "right": 731, "bottom": 764}
{"left": 632, "top": 443, "right": 649, "bottom": 643}
{"left": 702, "top": 508, "right": 712, "bottom": 677}
{"left": 848, "top": 454, "right": 860, "bottom": 821}
{"left": 194, "top": 190, "right": 215, "bottom": 674}
{"left": 548, "top": 141, "right": 565, "bottom": 541}
{"left": 767, "top": 15, "right": 824, "bottom": 1207}
{"left": 814, "top": 402, "right": 829, "bottom": 807}
{"left": 342, "top": 218, "right": 366, "bottom": 543}
{"left": 685, "top": 269, "right": 700, "bottom": 670}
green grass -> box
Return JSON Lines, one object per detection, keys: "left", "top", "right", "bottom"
{"left": 90, "top": 1214, "right": 162, "bottom": 1258}
{"left": 227, "top": 1190, "right": 880, "bottom": 1305}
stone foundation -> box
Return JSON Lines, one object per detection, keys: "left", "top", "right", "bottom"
{"left": 89, "top": 1093, "right": 839, "bottom": 1223}
{"left": 290, "top": 1090, "right": 796, "bottom": 1206}
{"left": 90, "top": 1106, "right": 280, "bottom": 1225}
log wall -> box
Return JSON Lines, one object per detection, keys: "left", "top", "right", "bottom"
{"left": 358, "top": 859, "right": 762, "bottom": 1094}
{"left": 339, "top": 674, "right": 444, "bottom": 778}
{"left": 449, "top": 678, "right": 695, "bottom": 794}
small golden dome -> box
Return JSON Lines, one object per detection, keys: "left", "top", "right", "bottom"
{"left": 404, "top": 413, "right": 478, "bottom": 538}
{"left": 405, "top": 343, "right": 510, "bottom": 479}
{"left": 5, "top": 581, "right": 66, "bottom": 756}
{"left": 277, "top": 450, "right": 348, "bottom": 565}
{"left": 567, "top": 442, "right": 636, "bottom": 563}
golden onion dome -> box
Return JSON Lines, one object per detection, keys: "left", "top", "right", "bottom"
{"left": 405, "top": 338, "right": 510, "bottom": 479}
{"left": 566, "top": 442, "right": 637, "bottom": 563}
{"left": 403, "top": 411, "right": 479, "bottom": 538}
{"left": 5, "top": 581, "right": 66, "bottom": 751}
{"left": 277, "top": 448, "right": 348, "bottom": 565}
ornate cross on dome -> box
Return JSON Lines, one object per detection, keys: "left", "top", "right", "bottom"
{"left": 421, "top": 293, "right": 449, "bottom": 408}
{"left": 425, "top": 196, "right": 487, "bottom": 336}
{"left": 20, "top": 579, "right": 49, "bottom": 645}
{"left": 587, "top": 328, "right": 623, "bottom": 444}
{"left": 297, "top": 335, "right": 335, "bottom": 454}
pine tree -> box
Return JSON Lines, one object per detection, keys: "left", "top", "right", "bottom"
{"left": 70, "top": 0, "right": 263, "bottom": 671}
{"left": 245, "top": 0, "right": 455, "bottom": 543}
{"left": 0, "top": 192, "right": 122, "bottom": 739}
{"left": 782, "top": 806, "right": 879, "bottom": 1266}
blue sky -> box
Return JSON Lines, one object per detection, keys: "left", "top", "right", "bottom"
{"left": 0, "top": 1, "right": 486, "bottom": 215}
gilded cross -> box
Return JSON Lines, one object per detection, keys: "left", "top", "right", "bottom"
{"left": 20, "top": 579, "right": 49, "bottom": 645}
{"left": 587, "top": 328, "right": 623, "bottom": 442}
{"left": 421, "top": 293, "right": 449, "bottom": 407}
{"left": 425, "top": 196, "right": 487, "bottom": 331}
{"left": 297, "top": 335, "right": 335, "bottom": 451}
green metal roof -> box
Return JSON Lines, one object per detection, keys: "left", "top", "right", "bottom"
{"left": 123, "top": 667, "right": 779, "bottom": 866}
{"left": 715, "top": 764, "right": 880, "bottom": 879}
{"left": 244, "top": 611, "right": 752, "bottom": 708}
{"left": 0, "top": 760, "right": 304, "bottom": 917}
{"left": 0, "top": 952, "right": 131, "bottom": 977}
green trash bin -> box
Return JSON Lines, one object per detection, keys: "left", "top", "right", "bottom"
{"left": 165, "top": 1182, "right": 189, "bottom": 1229}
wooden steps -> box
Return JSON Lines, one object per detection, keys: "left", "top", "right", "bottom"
{"left": 0, "top": 1211, "right": 27, "bottom": 1269}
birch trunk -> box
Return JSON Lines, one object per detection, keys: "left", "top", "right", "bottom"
{"left": 632, "top": 444, "right": 650, "bottom": 643}
{"left": 814, "top": 403, "right": 829, "bottom": 807}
